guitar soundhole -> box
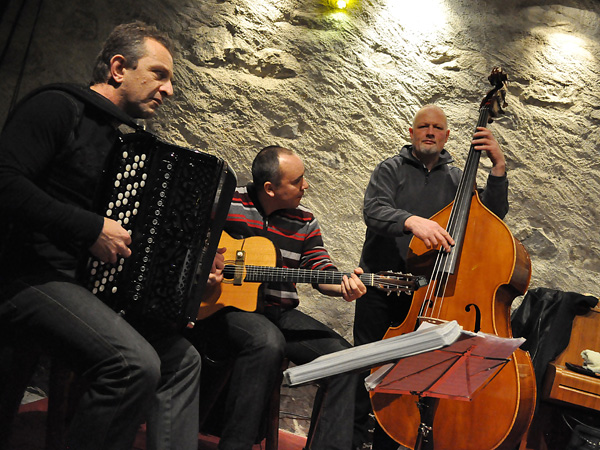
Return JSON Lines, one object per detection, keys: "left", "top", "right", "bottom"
{"left": 223, "top": 265, "right": 236, "bottom": 279}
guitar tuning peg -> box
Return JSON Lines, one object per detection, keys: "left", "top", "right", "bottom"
{"left": 387, "top": 291, "right": 391, "bottom": 297}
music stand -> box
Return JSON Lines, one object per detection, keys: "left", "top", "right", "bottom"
{"left": 369, "top": 332, "right": 521, "bottom": 450}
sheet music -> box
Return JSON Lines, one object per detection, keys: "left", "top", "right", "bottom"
{"left": 283, "top": 320, "right": 462, "bottom": 387}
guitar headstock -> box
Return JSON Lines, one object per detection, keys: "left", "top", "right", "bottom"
{"left": 481, "top": 67, "right": 508, "bottom": 123}
{"left": 374, "top": 272, "right": 428, "bottom": 295}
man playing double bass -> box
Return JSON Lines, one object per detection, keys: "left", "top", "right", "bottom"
{"left": 352, "top": 104, "right": 509, "bottom": 450}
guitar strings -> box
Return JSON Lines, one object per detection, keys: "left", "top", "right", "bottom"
{"left": 223, "top": 264, "right": 417, "bottom": 292}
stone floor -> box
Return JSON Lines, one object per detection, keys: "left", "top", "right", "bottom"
{"left": 11, "top": 394, "right": 307, "bottom": 450}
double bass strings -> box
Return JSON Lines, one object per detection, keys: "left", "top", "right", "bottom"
{"left": 423, "top": 105, "right": 492, "bottom": 322}
{"left": 418, "top": 249, "right": 449, "bottom": 322}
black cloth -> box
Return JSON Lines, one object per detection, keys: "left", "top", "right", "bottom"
{"left": 511, "top": 287, "right": 598, "bottom": 393}
{"left": 0, "top": 84, "right": 138, "bottom": 281}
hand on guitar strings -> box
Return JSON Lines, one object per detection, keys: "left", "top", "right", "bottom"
{"left": 207, "top": 247, "right": 226, "bottom": 288}
{"left": 316, "top": 267, "right": 366, "bottom": 301}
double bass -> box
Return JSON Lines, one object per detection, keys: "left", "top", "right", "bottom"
{"left": 370, "top": 68, "right": 536, "bottom": 450}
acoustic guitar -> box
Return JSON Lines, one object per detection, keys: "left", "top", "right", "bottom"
{"left": 197, "top": 231, "right": 428, "bottom": 320}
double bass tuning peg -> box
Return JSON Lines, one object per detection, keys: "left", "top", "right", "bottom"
{"left": 484, "top": 67, "right": 509, "bottom": 122}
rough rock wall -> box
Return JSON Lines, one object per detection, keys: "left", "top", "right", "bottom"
{"left": 2, "top": 0, "right": 599, "bottom": 436}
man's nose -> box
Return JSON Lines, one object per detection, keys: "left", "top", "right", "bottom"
{"left": 302, "top": 179, "right": 309, "bottom": 190}
{"left": 161, "top": 80, "right": 174, "bottom": 97}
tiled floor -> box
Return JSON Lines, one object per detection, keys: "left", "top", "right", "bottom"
{"left": 11, "top": 398, "right": 307, "bottom": 450}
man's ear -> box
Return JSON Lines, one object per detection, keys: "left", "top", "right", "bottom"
{"left": 263, "top": 181, "right": 276, "bottom": 198}
{"left": 109, "top": 54, "right": 127, "bottom": 84}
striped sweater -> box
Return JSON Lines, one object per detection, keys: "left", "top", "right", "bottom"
{"left": 224, "top": 184, "right": 338, "bottom": 309}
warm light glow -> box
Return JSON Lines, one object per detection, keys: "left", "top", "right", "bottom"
{"left": 546, "top": 32, "right": 592, "bottom": 63}
{"left": 384, "top": 0, "right": 448, "bottom": 35}
{"left": 525, "top": 29, "right": 594, "bottom": 82}
{"left": 327, "top": 0, "right": 348, "bottom": 9}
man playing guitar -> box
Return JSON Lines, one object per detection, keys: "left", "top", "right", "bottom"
{"left": 187, "top": 145, "right": 367, "bottom": 450}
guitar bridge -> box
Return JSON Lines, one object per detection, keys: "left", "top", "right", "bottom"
{"left": 234, "top": 250, "right": 245, "bottom": 285}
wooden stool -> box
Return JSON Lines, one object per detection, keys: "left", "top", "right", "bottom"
{"left": 0, "top": 343, "right": 80, "bottom": 450}
{"left": 0, "top": 344, "right": 40, "bottom": 450}
{"left": 199, "top": 355, "right": 288, "bottom": 450}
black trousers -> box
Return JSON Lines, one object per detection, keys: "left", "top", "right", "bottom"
{"left": 352, "top": 287, "right": 412, "bottom": 450}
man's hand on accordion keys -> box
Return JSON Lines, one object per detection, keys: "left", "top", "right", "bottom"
{"left": 89, "top": 217, "right": 133, "bottom": 264}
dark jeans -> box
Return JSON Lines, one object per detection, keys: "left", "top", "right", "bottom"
{"left": 191, "top": 307, "right": 357, "bottom": 450}
{"left": 353, "top": 288, "right": 412, "bottom": 450}
{"left": 0, "top": 273, "right": 200, "bottom": 450}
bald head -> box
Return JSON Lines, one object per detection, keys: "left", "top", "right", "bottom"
{"left": 412, "top": 104, "right": 448, "bottom": 129}
{"left": 409, "top": 104, "right": 450, "bottom": 170}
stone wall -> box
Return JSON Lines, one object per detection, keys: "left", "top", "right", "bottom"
{"left": 2, "top": 0, "right": 599, "bottom": 436}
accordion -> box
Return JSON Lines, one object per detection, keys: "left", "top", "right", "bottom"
{"left": 78, "top": 131, "right": 236, "bottom": 329}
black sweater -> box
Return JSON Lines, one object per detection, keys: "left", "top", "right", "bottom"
{"left": 0, "top": 85, "right": 131, "bottom": 280}
{"left": 360, "top": 145, "right": 509, "bottom": 274}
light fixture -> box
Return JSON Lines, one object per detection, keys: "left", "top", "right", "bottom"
{"left": 328, "top": 0, "right": 349, "bottom": 10}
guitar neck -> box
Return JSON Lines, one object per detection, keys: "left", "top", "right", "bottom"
{"left": 240, "top": 265, "right": 375, "bottom": 286}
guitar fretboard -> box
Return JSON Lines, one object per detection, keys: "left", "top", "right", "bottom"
{"left": 245, "top": 266, "right": 369, "bottom": 285}
{"left": 223, "top": 265, "right": 421, "bottom": 291}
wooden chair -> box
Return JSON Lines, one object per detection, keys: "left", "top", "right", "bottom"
{"left": 0, "top": 344, "right": 40, "bottom": 450}
{"left": 0, "top": 343, "right": 80, "bottom": 450}
{"left": 542, "top": 301, "right": 600, "bottom": 410}
{"left": 198, "top": 355, "right": 288, "bottom": 450}
{"left": 520, "top": 297, "right": 600, "bottom": 450}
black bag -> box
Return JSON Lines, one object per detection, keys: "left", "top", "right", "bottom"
{"left": 566, "top": 417, "right": 600, "bottom": 449}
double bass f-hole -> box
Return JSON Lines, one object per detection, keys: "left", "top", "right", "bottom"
{"left": 464, "top": 303, "right": 482, "bottom": 333}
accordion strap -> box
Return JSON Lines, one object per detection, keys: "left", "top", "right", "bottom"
{"left": 8, "top": 83, "right": 143, "bottom": 131}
